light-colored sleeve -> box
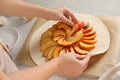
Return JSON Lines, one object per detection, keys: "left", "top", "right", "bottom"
{"left": 0, "top": 45, "right": 18, "bottom": 74}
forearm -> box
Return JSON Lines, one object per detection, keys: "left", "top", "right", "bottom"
{"left": 0, "top": 69, "right": 10, "bottom": 80}
{"left": 0, "top": 0, "right": 49, "bottom": 17}
{"left": 7, "top": 58, "right": 59, "bottom": 80}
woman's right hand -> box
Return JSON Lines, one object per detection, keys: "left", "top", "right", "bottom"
{"left": 56, "top": 53, "right": 91, "bottom": 77}
{"left": 42, "top": 7, "right": 78, "bottom": 26}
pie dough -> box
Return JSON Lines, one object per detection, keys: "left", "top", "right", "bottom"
{"left": 29, "top": 14, "right": 110, "bottom": 65}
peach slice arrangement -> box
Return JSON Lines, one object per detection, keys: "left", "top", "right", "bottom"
{"left": 40, "top": 21, "right": 97, "bottom": 60}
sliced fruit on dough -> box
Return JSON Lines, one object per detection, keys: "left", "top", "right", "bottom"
{"left": 42, "top": 46, "right": 52, "bottom": 57}
{"left": 83, "top": 30, "right": 96, "bottom": 37}
{"left": 57, "top": 23, "right": 71, "bottom": 35}
{"left": 74, "top": 45, "right": 88, "bottom": 55}
{"left": 53, "top": 29, "right": 66, "bottom": 37}
{"left": 67, "top": 30, "right": 83, "bottom": 42}
{"left": 79, "top": 41, "right": 95, "bottom": 50}
{"left": 47, "top": 46, "right": 56, "bottom": 60}
{"left": 81, "top": 39, "right": 97, "bottom": 44}
{"left": 69, "top": 47, "right": 76, "bottom": 53}
{"left": 52, "top": 46, "right": 63, "bottom": 58}
{"left": 69, "top": 24, "right": 79, "bottom": 36}
{"left": 82, "top": 34, "right": 97, "bottom": 40}
{"left": 59, "top": 48, "right": 67, "bottom": 56}
{"left": 41, "top": 40, "right": 57, "bottom": 52}
{"left": 83, "top": 26, "right": 93, "bottom": 34}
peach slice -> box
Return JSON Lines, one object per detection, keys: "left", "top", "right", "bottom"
{"left": 83, "top": 30, "right": 96, "bottom": 37}
{"left": 66, "top": 48, "right": 70, "bottom": 53}
{"left": 53, "top": 35, "right": 64, "bottom": 42}
{"left": 55, "top": 22, "right": 64, "bottom": 26}
{"left": 59, "top": 48, "right": 67, "bottom": 56}
{"left": 79, "top": 41, "right": 95, "bottom": 50}
{"left": 81, "top": 39, "right": 97, "bottom": 44}
{"left": 82, "top": 34, "right": 97, "bottom": 40}
{"left": 40, "top": 37, "right": 52, "bottom": 45}
{"left": 52, "top": 46, "right": 63, "bottom": 58}
{"left": 48, "top": 27, "right": 56, "bottom": 32}
{"left": 57, "top": 30, "right": 83, "bottom": 46}
{"left": 41, "top": 40, "right": 57, "bottom": 52}
{"left": 69, "top": 24, "right": 79, "bottom": 36}
{"left": 83, "top": 26, "right": 93, "bottom": 34}
{"left": 47, "top": 46, "right": 56, "bottom": 60}
{"left": 57, "top": 24, "right": 71, "bottom": 35}
{"left": 41, "top": 30, "right": 53, "bottom": 40}
{"left": 53, "top": 30, "right": 66, "bottom": 37}
{"left": 57, "top": 38, "right": 74, "bottom": 46}
{"left": 52, "top": 29, "right": 66, "bottom": 41}
{"left": 42, "top": 46, "right": 52, "bottom": 57}
{"left": 69, "top": 47, "right": 75, "bottom": 53}
{"left": 78, "top": 21, "right": 85, "bottom": 31}
{"left": 67, "top": 30, "right": 83, "bottom": 42}
{"left": 74, "top": 45, "right": 88, "bottom": 55}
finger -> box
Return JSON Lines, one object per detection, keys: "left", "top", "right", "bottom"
{"left": 80, "top": 55, "right": 91, "bottom": 64}
{"left": 82, "top": 62, "right": 88, "bottom": 70}
{"left": 64, "top": 13, "right": 70, "bottom": 20}
{"left": 71, "top": 53, "right": 87, "bottom": 59}
{"left": 76, "top": 55, "right": 87, "bottom": 59}
{"left": 62, "top": 16, "right": 74, "bottom": 26}
{"left": 64, "top": 8, "right": 78, "bottom": 24}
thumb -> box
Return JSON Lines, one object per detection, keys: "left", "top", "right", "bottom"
{"left": 76, "top": 55, "right": 87, "bottom": 60}
{"left": 73, "top": 53, "right": 87, "bottom": 59}
{"left": 80, "top": 55, "right": 91, "bottom": 64}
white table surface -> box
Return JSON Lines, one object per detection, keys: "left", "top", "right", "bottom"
{"left": 1, "top": 0, "right": 120, "bottom": 80}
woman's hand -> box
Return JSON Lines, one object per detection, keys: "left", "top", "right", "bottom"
{"left": 43, "top": 7, "right": 78, "bottom": 26}
{"left": 56, "top": 53, "right": 91, "bottom": 77}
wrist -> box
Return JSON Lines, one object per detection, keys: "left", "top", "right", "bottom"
{"left": 40, "top": 57, "right": 60, "bottom": 79}
{"left": 39, "top": 8, "right": 53, "bottom": 19}
{"left": 51, "top": 57, "right": 63, "bottom": 75}
{"left": 49, "top": 58, "right": 60, "bottom": 75}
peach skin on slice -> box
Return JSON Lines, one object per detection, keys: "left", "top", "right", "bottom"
{"left": 74, "top": 45, "right": 88, "bottom": 55}
{"left": 83, "top": 30, "right": 96, "bottom": 37}
{"left": 52, "top": 46, "right": 63, "bottom": 58}
{"left": 78, "top": 21, "right": 85, "bottom": 31}
{"left": 79, "top": 41, "right": 95, "bottom": 50}
{"left": 83, "top": 26, "right": 93, "bottom": 34}
{"left": 81, "top": 39, "right": 97, "bottom": 44}
{"left": 82, "top": 34, "right": 97, "bottom": 40}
